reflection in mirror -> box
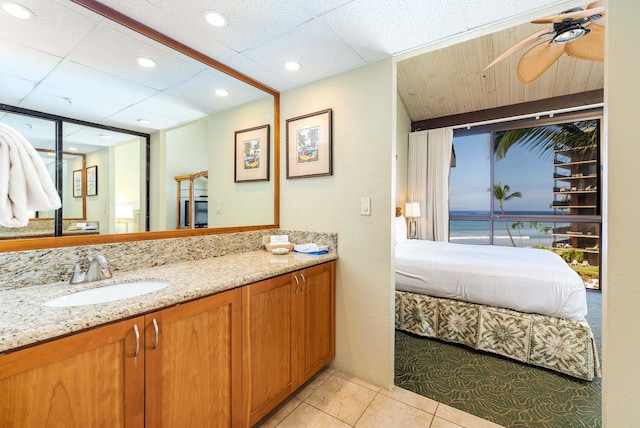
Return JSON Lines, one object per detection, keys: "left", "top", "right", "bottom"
{"left": 0, "top": 0, "right": 279, "bottom": 251}
{"left": 0, "top": 106, "right": 147, "bottom": 240}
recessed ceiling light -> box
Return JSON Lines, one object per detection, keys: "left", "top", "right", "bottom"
{"left": 215, "top": 89, "right": 229, "bottom": 97}
{"left": 99, "top": 134, "right": 112, "bottom": 139}
{"left": 68, "top": 147, "right": 78, "bottom": 151}
{"left": 2, "top": 2, "right": 33, "bottom": 19}
{"left": 137, "top": 119, "right": 152, "bottom": 125}
{"left": 285, "top": 61, "right": 302, "bottom": 71}
{"left": 204, "top": 10, "right": 228, "bottom": 27}
{"left": 136, "top": 56, "right": 156, "bottom": 68}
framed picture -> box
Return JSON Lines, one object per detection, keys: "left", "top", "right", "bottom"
{"left": 86, "top": 165, "right": 98, "bottom": 196}
{"left": 234, "top": 124, "right": 270, "bottom": 182}
{"left": 72, "top": 169, "right": 83, "bottom": 198}
{"left": 286, "top": 108, "right": 332, "bottom": 179}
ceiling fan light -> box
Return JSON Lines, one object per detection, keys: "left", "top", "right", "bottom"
{"left": 552, "top": 26, "right": 589, "bottom": 44}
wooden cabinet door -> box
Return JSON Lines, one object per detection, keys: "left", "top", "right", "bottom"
{"left": 145, "top": 288, "right": 242, "bottom": 428}
{"left": 0, "top": 316, "right": 145, "bottom": 428}
{"left": 242, "top": 274, "right": 295, "bottom": 427}
{"left": 295, "top": 261, "right": 335, "bottom": 386}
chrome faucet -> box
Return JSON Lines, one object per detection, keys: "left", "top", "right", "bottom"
{"left": 87, "top": 254, "right": 112, "bottom": 282}
{"left": 65, "top": 254, "right": 112, "bottom": 284}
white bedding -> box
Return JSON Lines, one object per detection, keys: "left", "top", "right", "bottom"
{"left": 395, "top": 239, "right": 587, "bottom": 321}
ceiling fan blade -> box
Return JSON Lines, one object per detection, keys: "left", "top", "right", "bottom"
{"left": 517, "top": 42, "right": 565, "bottom": 83}
{"left": 532, "top": 7, "right": 605, "bottom": 24}
{"left": 484, "top": 29, "right": 551, "bottom": 70}
{"left": 564, "top": 25, "right": 604, "bottom": 61}
{"left": 587, "top": 1, "right": 606, "bottom": 27}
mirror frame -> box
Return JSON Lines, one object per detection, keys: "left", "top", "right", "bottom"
{"left": 0, "top": 0, "right": 280, "bottom": 253}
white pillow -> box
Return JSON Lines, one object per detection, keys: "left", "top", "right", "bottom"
{"left": 394, "top": 215, "right": 408, "bottom": 244}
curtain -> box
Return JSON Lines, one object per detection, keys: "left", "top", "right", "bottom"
{"left": 408, "top": 128, "right": 453, "bottom": 241}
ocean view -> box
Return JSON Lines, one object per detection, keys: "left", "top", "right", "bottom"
{"left": 450, "top": 211, "right": 561, "bottom": 247}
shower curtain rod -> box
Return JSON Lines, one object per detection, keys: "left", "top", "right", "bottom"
{"left": 451, "top": 102, "right": 604, "bottom": 130}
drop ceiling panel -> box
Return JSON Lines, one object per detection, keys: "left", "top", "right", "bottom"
{"left": 0, "top": 0, "right": 99, "bottom": 57}
{"left": 20, "top": 84, "right": 127, "bottom": 123}
{"left": 225, "top": 54, "right": 296, "bottom": 92}
{"left": 321, "top": 0, "right": 468, "bottom": 62}
{"left": 164, "top": 70, "right": 269, "bottom": 115}
{"left": 0, "top": 74, "right": 37, "bottom": 105}
{"left": 0, "top": 39, "right": 62, "bottom": 82}
{"left": 132, "top": 0, "right": 317, "bottom": 53}
{"left": 243, "top": 20, "right": 365, "bottom": 86}
{"left": 104, "top": 105, "right": 195, "bottom": 133}
{"left": 43, "top": 61, "right": 157, "bottom": 107}
{"left": 66, "top": 22, "right": 203, "bottom": 91}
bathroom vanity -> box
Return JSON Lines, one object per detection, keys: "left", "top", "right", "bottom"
{"left": 0, "top": 250, "right": 336, "bottom": 427}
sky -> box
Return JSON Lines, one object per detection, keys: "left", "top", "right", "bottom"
{"left": 449, "top": 131, "right": 555, "bottom": 213}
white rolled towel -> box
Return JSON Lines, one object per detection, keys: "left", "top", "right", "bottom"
{"left": 0, "top": 123, "right": 62, "bottom": 227}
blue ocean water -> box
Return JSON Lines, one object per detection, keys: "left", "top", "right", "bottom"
{"left": 450, "top": 211, "right": 561, "bottom": 247}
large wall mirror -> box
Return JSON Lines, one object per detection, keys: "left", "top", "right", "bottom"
{"left": 0, "top": 0, "right": 279, "bottom": 251}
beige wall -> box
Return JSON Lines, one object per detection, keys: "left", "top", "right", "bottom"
{"left": 280, "top": 58, "right": 396, "bottom": 388}
{"left": 208, "top": 97, "right": 274, "bottom": 227}
{"left": 395, "top": 93, "right": 410, "bottom": 208}
{"left": 602, "top": 0, "right": 640, "bottom": 425}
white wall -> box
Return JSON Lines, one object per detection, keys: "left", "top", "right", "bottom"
{"left": 395, "top": 94, "right": 410, "bottom": 208}
{"left": 602, "top": 0, "right": 640, "bottom": 425}
{"left": 85, "top": 148, "right": 109, "bottom": 232}
{"left": 114, "top": 138, "right": 141, "bottom": 232}
{"left": 280, "top": 58, "right": 396, "bottom": 388}
{"left": 165, "top": 118, "right": 208, "bottom": 230}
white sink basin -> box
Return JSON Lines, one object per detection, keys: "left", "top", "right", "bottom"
{"left": 44, "top": 279, "right": 170, "bottom": 307}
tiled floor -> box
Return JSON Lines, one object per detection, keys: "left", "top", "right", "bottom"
{"left": 254, "top": 368, "right": 504, "bottom": 428}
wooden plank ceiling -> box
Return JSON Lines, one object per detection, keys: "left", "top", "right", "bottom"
{"left": 397, "top": 22, "right": 605, "bottom": 123}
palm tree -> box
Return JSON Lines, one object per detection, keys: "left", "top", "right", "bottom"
{"left": 511, "top": 221, "right": 524, "bottom": 246}
{"left": 540, "top": 225, "right": 553, "bottom": 247}
{"left": 493, "top": 120, "right": 598, "bottom": 161}
{"left": 529, "top": 221, "right": 541, "bottom": 244}
{"left": 492, "top": 183, "right": 522, "bottom": 246}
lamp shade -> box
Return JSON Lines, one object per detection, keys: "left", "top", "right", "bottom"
{"left": 115, "top": 204, "right": 134, "bottom": 219}
{"left": 405, "top": 202, "right": 421, "bottom": 218}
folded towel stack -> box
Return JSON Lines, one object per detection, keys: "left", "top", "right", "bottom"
{"left": 293, "top": 243, "right": 329, "bottom": 255}
{"left": 0, "top": 123, "right": 62, "bottom": 227}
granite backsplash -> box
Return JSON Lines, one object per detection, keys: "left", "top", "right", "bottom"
{"left": 0, "top": 229, "right": 337, "bottom": 290}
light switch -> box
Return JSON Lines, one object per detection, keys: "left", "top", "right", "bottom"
{"left": 216, "top": 201, "right": 222, "bottom": 214}
{"left": 360, "top": 197, "right": 371, "bottom": 216}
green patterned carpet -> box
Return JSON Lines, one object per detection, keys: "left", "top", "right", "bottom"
{"left": 395, "top": 290, "right": 602, "bottom": 428}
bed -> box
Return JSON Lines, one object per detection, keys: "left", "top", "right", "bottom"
{"left": 394, "top": 216, "right": 600, "bottom": 381}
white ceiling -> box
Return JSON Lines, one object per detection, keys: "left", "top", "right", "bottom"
{"left": 0, "top": 0, "right": 597, "bottom": 149}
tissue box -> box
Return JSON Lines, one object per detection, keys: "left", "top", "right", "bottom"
{"left": 263, "top": 234, "right": 294, "bottom": 251}
{"left": 265, "top": 243, "right": 294, "bottom": 252}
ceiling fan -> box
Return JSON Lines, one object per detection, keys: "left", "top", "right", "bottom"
{"left": 484, "top": 1, "right": 605, "bottom": 83}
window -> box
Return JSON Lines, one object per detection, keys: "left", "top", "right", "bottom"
{"left": 449, "top": 117, "right": 601, "bottom": 289}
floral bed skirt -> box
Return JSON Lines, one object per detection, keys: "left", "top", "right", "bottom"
{"left": 395, "top": 290, "right": 601, "bottom": 381}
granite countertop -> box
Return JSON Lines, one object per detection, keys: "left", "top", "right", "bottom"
{"left": 0, "top": 250, "right": 337, "bottom": 354}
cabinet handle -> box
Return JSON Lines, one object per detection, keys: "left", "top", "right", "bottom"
{"left": 133, "top": 324, "right": 140, "bottom": 358}
{"left": 152, "top": 318, "right": 159, "bottom": 350}
{"left": 301, "top": 273, "right": 306, "bottom": 292}
{"left": 294, "top": 275, "right": 300, "bottom": 294}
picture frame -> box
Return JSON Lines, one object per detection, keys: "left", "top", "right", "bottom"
{"left": 234, "top": 124, "right": 270, "bottom": 182}
{"left": 72, "top": 169, "right": 83, "bottom": 198}
{"left": 86, "top": 165, "right": 98, "bottom": 196}
{"left": 286, "top": 108, "right": 332, "bottom": 179}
